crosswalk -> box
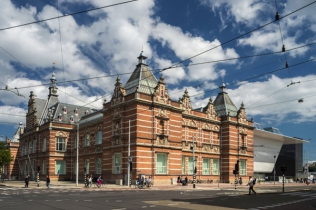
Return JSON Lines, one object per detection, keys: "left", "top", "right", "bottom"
{"left": 281, "top": 191, "right": 316, "bottom": 198}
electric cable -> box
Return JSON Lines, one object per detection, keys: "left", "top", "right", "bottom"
{"left": 0, "top": 0, "right": 139, "bottom": 32}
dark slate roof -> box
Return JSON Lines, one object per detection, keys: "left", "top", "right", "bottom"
{"left": 213, "top": 83, "right": 238, "bottom": 117}
{"left": 39, "top": 95, "right": 60, "bottom": 125}
{"left": 124, "top": 52, "right": 158, "bottom": 95}
{"left": 35, "top": 98, "right": 48, "bottom": 125}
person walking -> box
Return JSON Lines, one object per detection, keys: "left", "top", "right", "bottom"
{"left": 246, "top": 176, "right": 256, "bottom": 195}
{"left": 46, "top": 176, "right": 50, "bottom": 189}
{"left": 25, "top": 175, "right": 29, "bottom": 188}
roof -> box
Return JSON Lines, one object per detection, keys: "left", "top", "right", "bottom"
{"left": 124, "top": 52, "right": 158, "bottom": 95}
{"left": 213, "top": 83, "right": 238, "bottom": 116}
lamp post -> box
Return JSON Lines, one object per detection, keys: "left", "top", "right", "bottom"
{"left": 76, "top": 119, "right": 79, "bottom": 186}
{"left": 274, "top": 155, "right": 276, "bottom": 185}
{"left": 192, "top": 135, "right": 196, "bottom": 189}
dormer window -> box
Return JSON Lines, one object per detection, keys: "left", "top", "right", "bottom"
{"left": 63, "top": 106, "right": 67, "bottom": 114}
{"left": 70, "top": 115, "right": 74, "bottom": 123}
{"left": 58, "top": 113, "right": 62, "bottom": 121}
{"left": 74, "top": 108, "right": 78, "bottom": 115}
{"left": 85, "top": 110, "right": 89, "bottom": 115}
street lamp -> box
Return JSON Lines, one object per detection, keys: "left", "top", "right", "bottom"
{"left": 274, "top": 155, "right": 276, "bottom": 185}
{"left": 76, "top": 119, "right": 80, "bottom": 186}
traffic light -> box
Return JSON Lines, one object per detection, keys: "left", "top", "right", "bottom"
{"left": 234, "top": 160, "right": 239, "bottom": 175}
{"left": 37, "top": 166, "right": 40, "bottom": 172}
{"left": 233, "top": 170, "right": 236, "bottom": 175}
{"left": 84, "top": 167, "right": 86, "bottom": 173}
{"left": 130, "top": 162, "right": 133, "bottom": 172}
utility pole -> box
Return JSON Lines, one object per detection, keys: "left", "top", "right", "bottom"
{"left": 192, "top": 135, "right": 196, "bottom": 189}
{"left": 274, "top": 155, "right": 276, "bottom": 185}
{"left": 128, "top": 120, "right": 131, "bottom": 187}
{"left": 76, "top": 119, "right": 79, "bottom": 186}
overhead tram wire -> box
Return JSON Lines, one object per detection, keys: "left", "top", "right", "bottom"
{"left": 162, "top": 1, "right": 316, "bottom": 70}
{"left": 0, "top": 0, "right": 139, "bottom": 32}
{"left": 274, "top": 0, "right": 292, "bottom": 81}
{"left": 57, "top": 0, "right": 67, "bottom": 104}
{"left": 5, "top": 41, "right": 316, "bottom": 92}
{"left": 189, "top": 56, "right": 316, "bottom": 98}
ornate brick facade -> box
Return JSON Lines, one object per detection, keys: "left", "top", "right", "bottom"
{"left": 17, "top": 53, "right": 254, "bottom": 185}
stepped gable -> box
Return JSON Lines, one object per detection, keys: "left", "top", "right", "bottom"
{"left": 213, "top": 83, "right": 238, "bottom": 117}
{"left": 124, "top": 51, "right": 158, "bottom": 95}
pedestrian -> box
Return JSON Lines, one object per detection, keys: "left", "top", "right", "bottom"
{"left": 25, "top": 175, "right": 29, "bottom": 188}
{"left": 239, "top": 177, "right": 242, "bottom": 185}
{"left": 88, "top": 175, "right": 92, "bottom": 187}
{"left": 246, "top": 176, "right": 256, "bottom": 195}
{"left": 46, "top": 175, "right": 50, "bottom": 189}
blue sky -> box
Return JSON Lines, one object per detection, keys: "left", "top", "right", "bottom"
{"left": 0, "top": 0, "right": 316, "bottom": 161}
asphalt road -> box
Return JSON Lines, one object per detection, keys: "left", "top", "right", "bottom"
{"left": 1, "top": 185, "right": 316, "bottom": 210}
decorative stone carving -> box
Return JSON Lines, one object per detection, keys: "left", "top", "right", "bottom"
{"left": 156, "top": 135, "right": 168, "bottom": 146}
{"left": 55, "top": 131, "right": 67, "bottom": 137}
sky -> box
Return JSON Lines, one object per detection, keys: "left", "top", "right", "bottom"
{"left": 0, "top": 0, "right": 316, "bottom": 162}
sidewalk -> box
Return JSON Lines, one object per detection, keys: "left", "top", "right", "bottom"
{"left": 0, "top": 180, "right": 313, "bottom": 191}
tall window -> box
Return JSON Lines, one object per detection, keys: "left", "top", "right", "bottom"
{"left": 55, "top": 160, "right": 65, "bottom": 174}
{"left": 85, "top": 134, "right": 90, "bottom": 146}
{"left": 156, "top": 153, "right": 167, "bottom": 174}
{"left": 188, "top": 157, "right": 194, "bottom": 174}
{"left": 203, "top": 158, "right": 210, "bottom": 175}
{"left": 182, "top": 157, "right": 185, "bottom": 174}
{"left": 42, "top": 138, "right": 46, "bottom": 152}
{"left": 96, "top": 158, "right": 102, "bottom": 174}
{"left": 212, "top": 159, "right": 219, "bottom": 175}
{"left": 42, "top": 160, "right": 46, "bottom": 174}
{"left": 56, "top": 137, "right": 66, "bottom": 151}
{"left": 96, "top": 131, "right": 102, "bottom": 145}
{"left": 33, "top": 140, "right": 36, "bottom": 153}
{"left": 84, "top": 159, "right": 90, "bottom": 174}
{"left": 239, "top": 160, "right": 246, "bottom": 175}
{"left": 113, "top": 153, "right": 121, "bottom": 174}
{"left": 28, "top": 142, "right": 32, "bottom": 154}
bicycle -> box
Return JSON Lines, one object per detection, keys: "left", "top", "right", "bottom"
{"left": 138, "top": 181, "right": 153, "bottom": 189}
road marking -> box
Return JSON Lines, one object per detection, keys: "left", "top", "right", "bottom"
{"left": 149, "top": 205, "right": 156, "bottom": 207}
{"left": 141, "top": 206, "right": 147, "bottom": 208}
{"left": 116, "top": 200, "right": 122, "bottom": 202}
{"left": 84, "top": 200, "right": 92, "bottom": 201}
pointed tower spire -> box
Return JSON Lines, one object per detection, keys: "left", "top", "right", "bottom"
{"left": 213, "top": 83, "right": 238, "bottom": 117}
{"left": 48, "top": 62, "right": 58, "bottom": 98}
{"left": 124, "top": 52, "right": 157, "bottom": 95}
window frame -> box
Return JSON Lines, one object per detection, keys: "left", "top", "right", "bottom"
{"left": 113, "top": 153, "right": 121, "bottom": 174}
{"left": 84, "top": 134, "right": 90, "bottom": 146}
{"left": 96, "top": 158, "right": 102, "bottom": 174}
{"left": 188, "top": 157, "right": 194, "bottom": 175}
{"left": 212, "top": 159, "right": 220, "bottom": 175}
{"left": 56, "top": 137, "right": 66, "bottom": 152}
{"left": 239, "top": 159, "right": 246, "bottom": 175}
{"left": 182, "top": 156, "right": 185, "bottom": 174}
{"left": 156, "top": 153, "right": 167, "bottom": 174}
{"left": 55, "top": 160, "right": 66, "bottom": 175}
{"left": 42, "top": 160, "right": 46, "bottom": 174}
{"left": 42, "top": 138, "right": 46, "bottom": 152}
{"left": 84, "top": 159, "right": 90, "bottom": 174}
{"left": 96, "top": 131, "right": 102, "bottom": 145}
{"left": 203, "top": 158, "right": 210, "bottom": 175}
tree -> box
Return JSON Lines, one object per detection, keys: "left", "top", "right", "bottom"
{"left": 0, "top": 141, "right": 13, "bottom": 174}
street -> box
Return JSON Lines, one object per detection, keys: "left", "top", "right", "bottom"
{"left": 0, "top": 184, "right": 316, "bottom": 210}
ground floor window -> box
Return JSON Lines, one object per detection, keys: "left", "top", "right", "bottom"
{"left": 55, "top": 160, "right": 66, "bottom": 175}
{"left": 203, "top": 158, "right": 210, "bottom": 175}
{"left": 182, "top": 156, "right": 185, "bottom": 174}
{"left": 240, "top": 160, "right": 246, "bottom": 175}
{"left": 113, "top": 153, "right": 121, "bottom": 174}
{"left": 212, "top": 159, "right": 219, "bottom": 175}
{"left": 188, "top": 157, "right": 194, "bottom": 174}
{"left": 156, "top": 153, "right": 167, "bottom": 174}
{"left": 96, "top": 158, "right": 102, "bottom": 174}
{"left": 42, "top": 160, "right": 46, "bottom": 175}
{"left": 84, "top": 159, "right": 90, "bottom": 174}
